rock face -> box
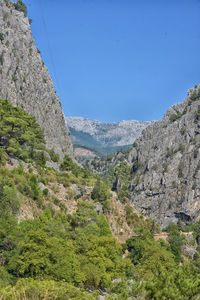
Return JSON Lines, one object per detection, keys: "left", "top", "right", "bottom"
{"left": 127, "top": 84, "right": 200, "bottom": 228}
{"left": 66, "top": 116, "right": 152, "bottom": 155}
{"left": 0, "top": 0, "right": 73, "bottom": 158}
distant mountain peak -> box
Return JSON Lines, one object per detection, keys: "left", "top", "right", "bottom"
{"left": 66, "top": 116, "right": 153, "bottom": 155}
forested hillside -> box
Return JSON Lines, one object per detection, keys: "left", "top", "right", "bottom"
{"left": 0, "top": 99, "right": 200, "bottom": 299}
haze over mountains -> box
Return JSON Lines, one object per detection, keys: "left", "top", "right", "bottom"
{"left": 66, "top": 117, "right": 152, "bottom": 156}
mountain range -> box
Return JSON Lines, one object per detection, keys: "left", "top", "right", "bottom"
{"left": 66, "top": 117, "right": 152, "bottom": 156}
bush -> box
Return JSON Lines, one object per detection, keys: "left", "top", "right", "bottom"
{"left": 169, "top": 112, "right": 182, "bottom": 122}
{"left": 14, "top": 0, "right": 27, "bottom": 17}
{"left": 48, "top": 149, "right": 59, "bottom": 162}
{"left": 0, "top": 99, "right": 45, "bottom": 163}
{"left": 91, "top": 179, "right": 111, "bottom": 204}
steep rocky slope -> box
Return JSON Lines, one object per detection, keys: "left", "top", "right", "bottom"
{"left": 66, "top": 116, "right": 152, "bottom": 155}
{"left": 125, "top": 84, "right": 200, "bottom": 228}
{"left": 0, "top": 0, "right": 73, "bottom": 158}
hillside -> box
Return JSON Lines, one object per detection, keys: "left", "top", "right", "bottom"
{"left": 66, "top": 117, "right": 152, "bottom": 156}
{"left": 0, "top": 98, "right": 200, "bottom": 299}
{"left": 113, "top": 84, "right": 200, "bottom": 228}
{"left": 0, "top": 0, "right": 73, "bottom": 158}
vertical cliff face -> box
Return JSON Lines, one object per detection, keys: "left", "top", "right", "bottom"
{"left": 0, "top": 0, "right": 73, "bottom": 158}
{"left": 126, "top": 84, "right": 200, "bottom": 228}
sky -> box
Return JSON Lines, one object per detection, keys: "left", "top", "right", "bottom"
{"left": 21, "top": 0, "right": 200, "bottom": 122}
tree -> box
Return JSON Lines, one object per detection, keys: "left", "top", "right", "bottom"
{"left": 14, "top": 0, "right": 28, "bottom": 17}
{"left": 91, "top": 178, "right": 110, "bottom": 204}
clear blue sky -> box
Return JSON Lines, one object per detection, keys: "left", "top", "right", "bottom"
{"left": 22, "top": 0, "right": 200, "bottom": 122}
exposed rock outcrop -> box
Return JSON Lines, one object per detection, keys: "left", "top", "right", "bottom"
{"left": 0, "top": 0, "right": 73, "bottom": 158}
{"left": 126, "top": 84, "right": 200, "bottom": 228}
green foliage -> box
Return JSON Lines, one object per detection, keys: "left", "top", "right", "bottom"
{"left": 1, "top": 97, "right": 200, "bottom": 298}
{"left": 170, "top": 112, "right": 182, "bottom": 122}
{"left": 189, "top": 90, "right": 200, "bottom": 103}
{"left": 60, "top": 154, "right": 91, "bottom": 181}
{"left": 60, "top": 154, "right": 75, "bottom": 171}
{"left": 13, "top": 0, "right": 27, "bottom": 17}
{"left": 0, "top": 157, "right": 199, "bottom": 298}
{"left": 0, "top": 176, "right": 20, "bottom": 217}
{"left": 179, "top": 143, "right": 185, "bottom": 153}
{"left": 8, "top": 230, "right": 84, "bottom": 284}
{"left": 117, "top": 184, "right": 130, "bottom": 203}
{"left": 0, "top": 278, "right": 98, "bottom": 299}
{"left": 0, "top": 201, "right": 134, "bottom": 295}
{"left": 0, "top": 267, "right": 13, "bottom": 289}
{"left": 166, "top": 147, "right": 175, "bottom": 158}
{"left": 180, "top": 126, "right": 186, "bottom": 135}
{"left": 165, "top": 222, "right": 185, "bottom": 262}
{"left": 125, "top": 205, "right": 160, "bottom": 234}
{"left": 0, "top": 100, "right": 45, "bottom": 163}
{"left": 114, "top": 162, "right": 131, "bottom": 181}
{"left": 48, "top": 149, "right": 59, "bottom": 162}
{"left": 140, "top": 264, "right": 200, "bottom": 300}
{"left": 114, "top": 162, "right": 132, "bottom": 203}
{"left": 29, "top": 175, "right": 43, "bottom": 207}
{"left": 0, "top": 149, "right": 7, "bottom": 165}
{"left": 91, "top": 178, "right": 111, "bottom": 211}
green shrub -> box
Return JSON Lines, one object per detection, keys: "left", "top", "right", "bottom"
{"left": 91, "top": 179, "right": 111, "bottom": 205}
{"left": 180, "top": 127, "right": 186, "bottom": 135}
{"left": 14, "top": 0, "right": 27, "bottom": 17}
{"left": 190, "top": 91, "right": 200, "bottom": 102}
{"left": 0, "top": 177, "right": 20, "bottom": 216}
{"left": 0, "top": 279, "right": 98, "bottom": 299}
{"left": 48, "top": 149, "right": 59, "bottom": 162}
{"left": 29, "top": 175, "right": 42, "bottom": 207}
{"left": 169, "top": 112, "right": 182, "bottom": 122}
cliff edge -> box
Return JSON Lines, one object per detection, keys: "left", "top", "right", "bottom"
{"left": 0, "top": 0, "right": 73, "bottom": 158}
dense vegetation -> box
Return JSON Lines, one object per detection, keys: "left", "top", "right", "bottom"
{"left": 0, "top": 99, "right": 200, "bottom": 299}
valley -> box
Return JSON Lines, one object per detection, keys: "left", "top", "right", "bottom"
{"left": 0, "top": 0, "right": 200, "bottom": 299}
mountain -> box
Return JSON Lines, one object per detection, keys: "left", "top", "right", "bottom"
{"left": 66, "top": 117, "right": 152, "bottom": 156}
{"left": 115, "top": 84, "right": 200, "bottom": 228}
{"left": 1, "top": 98, "right": 199, "bottom": 299}
{"left": 0, "top": 1, "right": 200, "bottom": 297}
{"left": 0, "top": 0, "right": 73, "bottom": 158}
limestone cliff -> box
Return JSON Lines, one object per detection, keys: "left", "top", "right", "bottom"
{"left": 126, "top": 84, "right": 200, "bottom": 228}
{"left": 0, "top": 0, "right": 73, "bottom": 158}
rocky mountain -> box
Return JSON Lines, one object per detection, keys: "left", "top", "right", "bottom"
{"left": 0, "top": 0, "right": 73, "bottom": 158}
{"left": 66, "top": 117, "right": 152, "bottom": 155}
{"left": 121, "top": 84, "right": 200, "bottom": 228}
